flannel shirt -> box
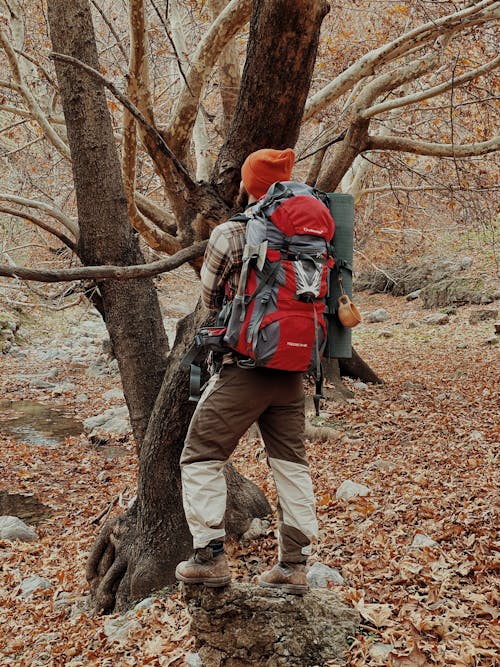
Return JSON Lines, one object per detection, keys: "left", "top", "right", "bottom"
{"left": 200, "top": 218, "right": 247, "bottom": 310}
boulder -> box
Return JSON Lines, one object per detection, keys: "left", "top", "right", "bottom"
{"left": 469, "top": 309, "right": 498, "bottom": 325}
{"left": 365, "top": 308, "right": 390, "bottom": 323}
{"left": 422, "top": 313, "right": 449, "bottom": 325}
{"left": 18, "top": 575, "right": 52, "bottom": 598}
{"left": 181, "top": 582, "right": 359, "bottom": 666}
{"left": 336, "top": 480, "right": 371, "bottom": 500}
{"left": 0, "top": 516, "right": 38, "bottom": 542}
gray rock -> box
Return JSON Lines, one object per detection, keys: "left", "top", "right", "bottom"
{"left": 30, "top": 379, "right": 56, "bottom": 389}
{"left": 406, "top": 290, "right": 421, "bottom": 301}
{"left": 18, "top": 575, "right": 52, "bottom": 598}
{"left": 460, "top": 257, "right": 473, "bottom": 269}
{"left": 103, "top": 388, "right": 124, "bottom": 401}
{"left": 83, "top": 406, "right": 131, "bottom": 437}
{"left": 422, "top": 313, "right": 449, "bottom": 325}
{"left": 407, "top": 320, "right": 419, "bottom": 329}
{"left": 103, "top": 613, "right": 140, "bottom": 643}
{"left": 353, "top": 381, "right": 368, "bottom": 390}
{"left": 369, "top": 642, "right": 395, "bottom": 662}
{"left": 469, "top": 430, "right": 485, "bottom": 442}
{"left": 379, "top": 329, "right": 393, "bottom": 338}
{"left": 365, "top": 308, "right": 390, "bottom": 323}
{"left": 307, "top": 562, "right": 345, "bottom": 587}
{"left": 76, "top": 394, "right": 88, "bottom": 403}
{"left": 0, "top": 516, "right": 38, "bottom": 542}
{"left": 336, "top": 480, "right": 371, "bottom": 500}
{"left": 241, "top": 518, "right": 270, "bottom": 541}
{"left": 182, "top": 582, "right": 359, "bottom": 667}
{"left": 411, "top": 533, "right": 438, "bottom": 548}
{"left": 133, "top": 597, "right": 156, "bottom": 611}
{"left": 469, "top": 309, "right": 498, "bottom": 325}
{"left": 185, "top": 654, "right": 203, "bottom": 667}
{"left": 51, "top": 382, "right": 76, "bottom": 395}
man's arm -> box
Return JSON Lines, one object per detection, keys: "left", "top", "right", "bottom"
{"left": 200, "top": 226, "right": 231, "bottom": 311}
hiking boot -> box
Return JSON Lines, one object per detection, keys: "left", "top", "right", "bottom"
{"left": 259, "top": 562, "right": 309, "bottom": 595}
{"left": 175, "top": 543, "right": 231, "bottom": 587}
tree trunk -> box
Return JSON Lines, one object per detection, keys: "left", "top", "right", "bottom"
{"left": 49, "top": 0, "right": 332, "bottom": 613}
{"left": 213, "top": 0, "right": 330, "bottom": 204}
{"left": 47, "top": 0, "right": 168, "bottom": 446}
{"left": 340, "top": 347, "right": 383, "bottom": 384}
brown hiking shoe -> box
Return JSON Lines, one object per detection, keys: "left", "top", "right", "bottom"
{"left": 175, "top": 544, "right": 231, "bottom": 587}
{"left": 259, "top": 562, "right": 309, "bottom": 595}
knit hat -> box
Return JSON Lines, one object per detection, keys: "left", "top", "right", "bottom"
{"left": 241, "top": 148, "right": 295, "bottom": 199}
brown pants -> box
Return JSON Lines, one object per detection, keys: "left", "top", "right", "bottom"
{"left": 180, "top": 363, "right": 318, "bottom": 562}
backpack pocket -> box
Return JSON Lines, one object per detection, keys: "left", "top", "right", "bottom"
{"left": 253, "top": 311, "right": 319, "bottom": 371}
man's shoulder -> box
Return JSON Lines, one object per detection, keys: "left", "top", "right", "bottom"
{"left": 214, "top": 215, "right": 247, "bottom": 236}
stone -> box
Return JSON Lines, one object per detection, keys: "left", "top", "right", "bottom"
{"left": 181, "top": 582, "right": 359, "bottom": 667}
{"left": 353, "top": 381, "right": 368, "bottom": 390}
{"left": 51, "top": 382, "right": 76, "bottom": 395}
{"left": 336, "top": 480, "right": 371, "bottom": 500}
{"left": 103, "top": 613, "right": 140, "bottom": 643}
{"left": 83, "top": 406, "right": 131, "bottom": 437}
{"left": 133, "top": 597, "right": 156, "bottom": 611}
{"left": 469, "top": 430, "right": 485, "bottom": 442}
{"left": 469, "top": 309, "right": 498, "bottom": 325}
{"left": 407, "top": 320, "right": 419, "bottom": 329}
{"left": 0, "top": 516, "right": 38, "bottom": 542}
{"left": 365, "top": 308, "right": 390, "bottom": 323}
{"left": 406, "top": 290, "right": 421, "bottom": 301}
{"left": 379, "top": 329, "right": 393, "bottom": 338}
{"left": 307, "top": 562, "right": 345, "bottom": 587}
{"left": 103, "top": 388, "right": 124, "bottom": 401}
{"left": 76, "top": 394, "right": 88, "bottom": 403}
{"left": 411, "top": 533, "right": 438, "bottom": 548}
{"left": 422, "top": 313, "right": 449, "bottom": 325}
{"left": 185, "top": 654, "right": 203, "bottom": 667}
{"left": 18, "top": 575, "right": 52, "bottom": 598}
{"left": 241, "top": 517, "right": 270, "bottom": 541}
{"left": 30, "top": 379, "right": 56, "bottom": 389}
{"left": 369, "top": 642, "right": 394, "bottom": 662}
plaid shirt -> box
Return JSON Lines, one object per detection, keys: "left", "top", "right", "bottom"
{"left": 200, "top": 217, "right": 247, "bottom": 310}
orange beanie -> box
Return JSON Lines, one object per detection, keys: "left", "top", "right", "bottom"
{"left": 241, "top": 148, "right": 295, "bottom": 199}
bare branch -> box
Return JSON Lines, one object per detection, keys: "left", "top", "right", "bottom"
{"left": 164, "top": 0, "right": 252, "bottom": 155}
{"left": 90, "top": 0, "right": 128, "bottom": 63}
{"left": 0, "top": 240, "right": 208, "bottom": 282}
{"left": 49, "top": 51, "right": 196, "bottom": 189}
{"left": 0, "top": 193, "right": 78, "bottom": 237}
{"left": 0, "top": 28, "right": 71, "bottom": 158}
{"left": 360, "top": 54, "right": 500, "bottom": 119}
{"left": 365, "top": 134, "right": 500, "bottom": 157}
{"left": 0, "top": 206, "right": 77, "bottom": 251}
{"left": 304, "top": 0, "right": 499, "bottom": 121}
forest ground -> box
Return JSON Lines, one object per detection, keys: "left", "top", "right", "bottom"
{"left": 0, "top": 257, "right": 499, "bottom": 667}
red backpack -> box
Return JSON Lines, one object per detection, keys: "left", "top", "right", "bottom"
{"left": 223, "top": 181, "right": 335, "bottom": 373}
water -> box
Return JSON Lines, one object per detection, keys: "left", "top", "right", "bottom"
{"left": 0, "top": 399, "right": 83, "bottom": 446}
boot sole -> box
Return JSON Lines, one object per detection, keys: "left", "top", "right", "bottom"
{"left": 175, "top": 573, "right": 231, "bottom": 587}
{"left": 259, "top": 580, "right": 308, "bottom": 595}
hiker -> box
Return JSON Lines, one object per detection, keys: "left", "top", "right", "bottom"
{"left": 176, "top": 148, "right": 329, "bottom": 595}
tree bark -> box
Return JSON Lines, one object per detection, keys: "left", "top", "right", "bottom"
{"left": 213, "top": 0, "right": 330, "bottom": 204}
{"left": 47, "top": 0, "right": 168, "bottom": 446}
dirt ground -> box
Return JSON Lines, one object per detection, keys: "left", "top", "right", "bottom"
{"left": 0, "top": 278, "right": 498, "bottom": 666}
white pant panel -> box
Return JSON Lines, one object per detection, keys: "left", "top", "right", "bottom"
{"left": 181, "top": 459, "right": 227, "bottom": 549}
{"left": 268, "top": 456, "right": 318, "bottom": 543}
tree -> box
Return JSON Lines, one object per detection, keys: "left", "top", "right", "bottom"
{"left": 1, "top": 0, "right": 498, "bottom": 611}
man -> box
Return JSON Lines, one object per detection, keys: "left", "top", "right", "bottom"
{"left": 175, "top": 148, "right": 318, "bottom": 595}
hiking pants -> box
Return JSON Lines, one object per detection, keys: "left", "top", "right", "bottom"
{"left": 180, "top": 363, "right": 318, "bottom": 563}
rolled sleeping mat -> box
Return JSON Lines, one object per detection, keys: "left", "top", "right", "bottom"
{"left": 325, "top": 193, "right": 355, "bottom": 359}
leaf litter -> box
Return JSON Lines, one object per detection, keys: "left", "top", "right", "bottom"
{"left": 0, "top": 289, "right": 498, "bottom": 666}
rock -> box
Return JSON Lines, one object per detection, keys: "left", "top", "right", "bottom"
{"left": 460, "top": 257, "right": 473, "bottom": 269}
{"left": 30, "top": 379, "right": 56, "bottom": 389}
{"left": 365, "top": 308, "right": 390, "bottom": 323}
{"left": 407, "top": 320, "right": 419, "bottom": 329}
{"left": 103, "top": 613, "right": 140, "bottom": 643}
{"left": 379, "top": 329, "right": 393, "bottom": 338}
{"left": 18, "top": 575, "right": 52, "bottom": 598}
{"left": 307, "top": 562, "right": 345, "bottom": 587}
{"left": 133, "top": 597, "right": 156, "bottom": 611}
{"left": 336, "top": 480, "right": 371, "bottom": 500}
{"left": 469, "top": 430, "right": 485, "bottom": 442}
{"left": 103, "top": 388, "right": 124, "bottom": 401}
{"left": 406, "top": 290, "right": 421, "bottom": 301}
{"left": 411, "top": 533, "right": 438, "bottom": 548}
{"left": 421, "top": 276, "right": 496, "bottom": 309}
{"left": 241, "top": 517, "right": 271, "bottom": 541}
{"left": 469, "top": 309, "right": 498, "bottom": 325}
{"left": 83, "top": 406, "right": 131, "bottom": 438}
{"left": 181, "top": 582, "right": 359, "bottom": 667}
{"left": 51, "top": 382, "right": 76, "bottom": 395}
{"left": 484, "top": 336, "right": 498, "bottom": 346}
{"left": 369, "top": 642, "right": 394, "bottom": 662}
{"left": 185, "top": 654, "right": 203, "bottom": 667}
{"left": 76, "top": 394, "right": 88, "bottom": 403}
{"left": 0, "top": 516, "right": 38, "bottom": 542}
{"left": 422, "top": 313, "right": 449, "bottom": 325}
{"left": 372, "top": 460, "right": 397, "bottom": 472}
{"left": 353, "top": 381, "right": 368, "bottom": 390}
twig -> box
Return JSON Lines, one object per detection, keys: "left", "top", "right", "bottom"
{"left": 89, "top": 491, "right": 124, "bottom": 525}
{"left": 49, "top": 51, "right": 195, "bottom": 186}
{"left": 296, "top": 129, "right": 347, "bottom": 162}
